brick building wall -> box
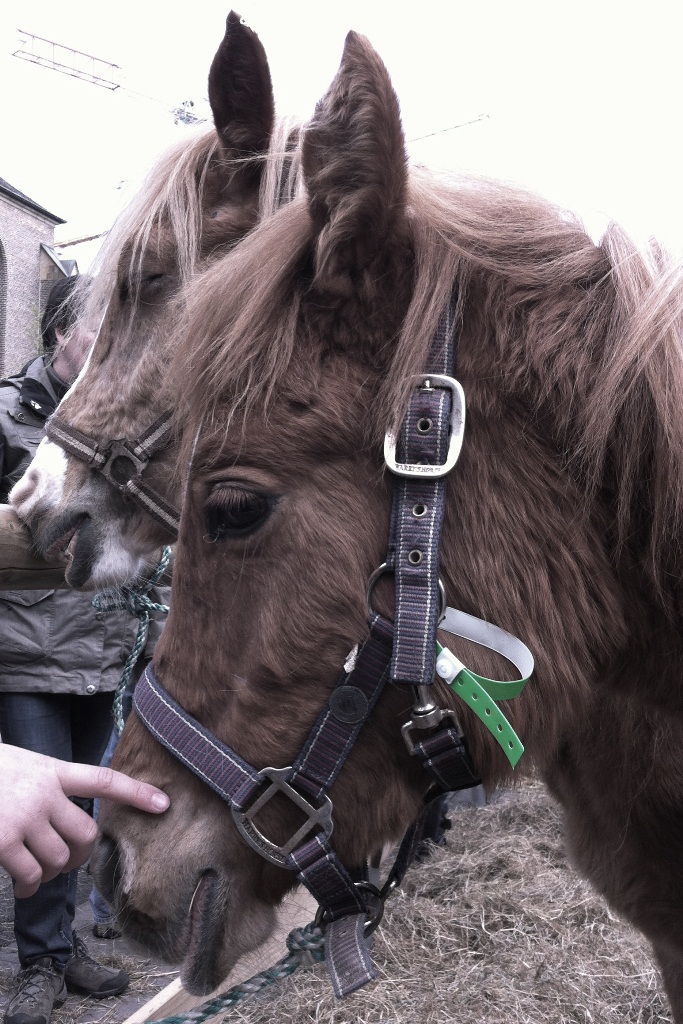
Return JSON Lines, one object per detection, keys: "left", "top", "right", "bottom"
{"left": 0, "top": 182, "right": 65, "bottom": 376}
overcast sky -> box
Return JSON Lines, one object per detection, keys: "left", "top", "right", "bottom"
{"left": 1, "top": 0, "right": 682, "bottom": 266}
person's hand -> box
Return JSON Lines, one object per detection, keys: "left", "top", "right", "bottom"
{"left": 0, "top": 744, "right": 169, "bottom": 898}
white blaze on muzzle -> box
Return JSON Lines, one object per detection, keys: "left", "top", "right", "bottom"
{"left": 10, "top": 437, "right": 68, "bottom": 517}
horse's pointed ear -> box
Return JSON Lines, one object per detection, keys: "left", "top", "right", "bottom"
{"left": 302, "top": 31, "right": 408, "bottom": 298}
{"left": 208, "top": 11, "right": 275, "bottom": 163}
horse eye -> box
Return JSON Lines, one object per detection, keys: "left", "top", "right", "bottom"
{"left": 140, "top": 273, "right": 165, "bottom": 300}
{"left": 205, "top": 486, "right": 274, "bottom": 542}
{"left": 119, "top": 273, "right": 165, "bottom": 304}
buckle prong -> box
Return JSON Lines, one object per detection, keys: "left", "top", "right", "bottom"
{"left": 384, "top": 374, "right": 465, "bottom": 479}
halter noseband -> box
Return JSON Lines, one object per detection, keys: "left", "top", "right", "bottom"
{"left": 132, "top": 291, "right": 533, "bottom": 997}
{"left": 46, "top": 411, "right": 180, "bottom": 535}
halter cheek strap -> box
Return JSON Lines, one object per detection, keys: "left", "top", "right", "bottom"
{"left": 385, "top": 289, "right": 464, "bottom": 689}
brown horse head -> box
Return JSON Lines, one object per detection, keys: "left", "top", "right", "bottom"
{"left": 94, "top": 28, "right": 683, "bottom": 1017}
{"left": 11, "top": 12, "right": 302, "bottom": 588}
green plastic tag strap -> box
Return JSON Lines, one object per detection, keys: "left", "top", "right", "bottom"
{"left": 435, "top": 644, "right": 525, "bottom": 769}
{"left": 434, "top": 609, "right": 533, "bottom": 770}
{"left": 450, "top": 665, "right": 524, "bottom": 768}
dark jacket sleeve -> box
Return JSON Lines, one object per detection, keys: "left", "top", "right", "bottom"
{"left": 0, "top": 409, "right": 45, "bottom": 503}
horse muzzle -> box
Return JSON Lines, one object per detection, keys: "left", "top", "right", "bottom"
{"left": 91, "top": 831, "right": 233, "bottom": 994}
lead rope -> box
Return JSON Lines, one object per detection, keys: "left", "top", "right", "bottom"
{"left": 148, "top": 922, "right": 325, "bottom": 1024}
{"left": 92, "top": 546, "right": 172, "bottom": 734}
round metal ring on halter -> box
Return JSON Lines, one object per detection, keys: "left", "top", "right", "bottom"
{"left": 315, "top": 880, "right": 386, "bottom": 938}
{"left": 366, "top": 562, "right": 447, "bottom": 621}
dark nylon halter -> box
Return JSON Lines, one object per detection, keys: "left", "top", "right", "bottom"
{"left": 133, "top": 291, "right": 480, "bottom": 996}
{"left": 46, "top": 411, "right": 181, "bottom": 535}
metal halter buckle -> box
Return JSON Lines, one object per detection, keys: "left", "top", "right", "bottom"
{"left": 401, "top": 685, "right": 461, "bottom": 755}
{"left": 232, "top": 766, "right": 334, "bottom": 868}
{"left": 384, "top": 374, "right": 466, "bottom": 479}
{"left": 100, "top": 441, "right": 147, "bottom": 491}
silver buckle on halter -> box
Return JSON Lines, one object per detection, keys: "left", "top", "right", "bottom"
{"left": 100, "top": 441, "right": 147, "bottom": 491}
{"left": 232, "top": 766, "right": 334, "bottom": 868}
{"left": 401, "top": 686, "right": 461, "bottom": 755}
{"left": 383, "top": 374, "right": 466, "bottom": 479}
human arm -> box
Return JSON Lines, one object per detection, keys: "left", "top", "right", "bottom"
{"left": 0, "top": 743, "right": 169, "bottom": 898}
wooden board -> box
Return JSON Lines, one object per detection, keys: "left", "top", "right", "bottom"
{"left": 0, "top": 506, "right": 174, "bottom": 589}
{"left": 123, "top": 888, "right": 318, "bottom": 1024}
{"left": 0, "top": 506, "right": 66, "bottom": 589}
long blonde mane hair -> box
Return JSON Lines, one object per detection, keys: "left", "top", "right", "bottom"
{"left": 82, "top": 114, "right": 304, "bottom": 338}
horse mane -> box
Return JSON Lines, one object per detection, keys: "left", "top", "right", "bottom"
{"left": 175, "top": 163, "right": 683, "bottom": 596}
{"left": 83, "top": 115, "right": 305, "bottom": 339}
{"left": 409, "top": 168, "right": 683, "bottom": 586}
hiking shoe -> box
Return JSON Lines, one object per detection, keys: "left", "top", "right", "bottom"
{"left": 4, "top": 957, "right": 66, "bottom": 1024}
{"left": 64, "top": 935, "right": 129, "bottom": 998}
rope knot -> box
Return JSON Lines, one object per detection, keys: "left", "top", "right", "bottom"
{"left": 286, "top": 923, "right": 325, "bottom": 961}
{"left": 92, "top": 589, "right": 153, "bottom": 617}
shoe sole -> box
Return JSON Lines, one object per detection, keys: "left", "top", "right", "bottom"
{"left": 64, "top": 980, "right": 128, "bottom": 999}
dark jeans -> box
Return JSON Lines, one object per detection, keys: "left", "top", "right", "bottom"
{"left": 0, "top": 690, "right": 115, "bottom": 968}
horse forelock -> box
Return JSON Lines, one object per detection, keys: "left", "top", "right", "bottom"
{"left": 83, "top": 131, "right": 216, "bottom": 333}
{"left": 82, "top": 115, "right": 305, "bottom": 349}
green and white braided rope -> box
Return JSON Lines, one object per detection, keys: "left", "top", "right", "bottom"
{"left": 148, "top": 922, "right": 325, "bottom": 1024}
{"left": 93, "top": 546, "right": 172, "bottom": 734}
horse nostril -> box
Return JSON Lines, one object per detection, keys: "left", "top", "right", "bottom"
{"left": 91, "top": 832, "right": 122, "bottom": 906}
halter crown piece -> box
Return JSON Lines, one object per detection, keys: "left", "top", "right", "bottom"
{"left": 133, "top": 288, "right": 534, "bottom": 998}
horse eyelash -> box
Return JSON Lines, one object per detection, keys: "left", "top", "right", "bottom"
{"left": 207, "top": 485, "right": 261, "bottom": 510}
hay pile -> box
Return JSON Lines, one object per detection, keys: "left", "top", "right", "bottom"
{"left": 222, "top": 783, "right": 669, "bottom": 1024}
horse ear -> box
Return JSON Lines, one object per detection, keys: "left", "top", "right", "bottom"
{"left": 208, "top": 11, "right": 275, "bottom": 163}
{"left": 302, "top": 31, "right": 408, "bottom": 298}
